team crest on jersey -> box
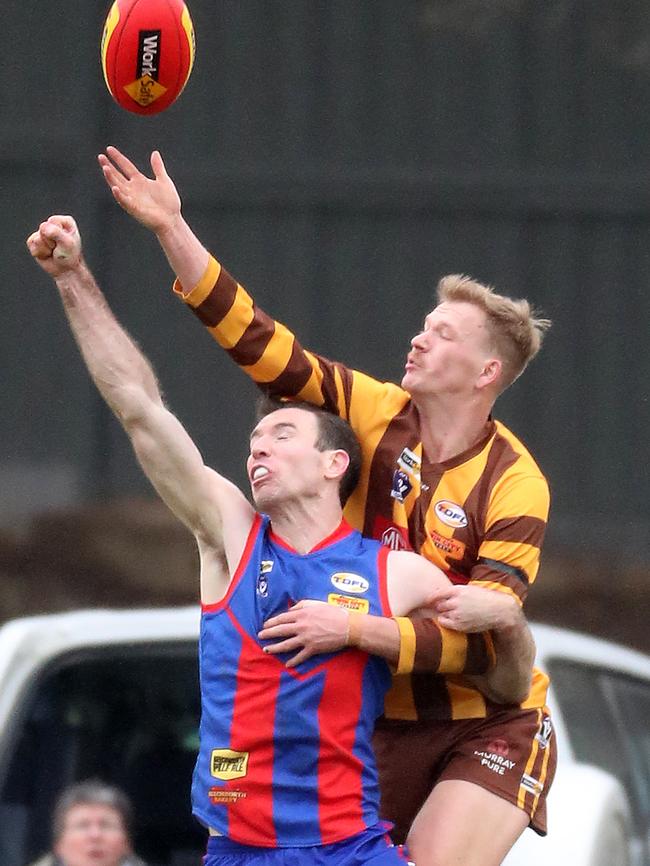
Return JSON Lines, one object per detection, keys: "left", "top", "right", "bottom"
{"left": 327, "top": 593, "right": 370, "bottom": 613}
{"left": 210, "top": 749, "right": 249, "bottom": 780}
{"left": 256, "top": 560, "right": 273, "bottom": 597}
{"left": 397, "top": 446, "right": 421, "bottom": 478}
{"left": 330, "top": 572, "right": 369, "bottom": 594}
{"left": 391, "top": 469, "right": 412, "bottom": 502}
{"left": 434, "top": 499, "right": 468, "bottom": 528}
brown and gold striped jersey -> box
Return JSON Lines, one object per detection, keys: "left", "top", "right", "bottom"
{"left": 175, "top": 256, "right": 550, "bottom": 721}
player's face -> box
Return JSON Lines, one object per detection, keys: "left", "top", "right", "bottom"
{"left": 54, "top": 803, "right": 131, "bottom": 866}
{"left": 247, "top": 408, "right": 329, "bottom": 510}
{"left": 402, "top": 301, "right": 496, "bottom": 400}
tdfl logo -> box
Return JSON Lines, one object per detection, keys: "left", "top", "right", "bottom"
{"left": 330, "top": 573, "right": 369, "bottom": 594}
{"left": 434, "top": 500, "right": 468, "bottom": 528}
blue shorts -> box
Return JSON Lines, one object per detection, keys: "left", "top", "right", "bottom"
{"left": 203, "top": 823, "right": 413, "bottom": 865}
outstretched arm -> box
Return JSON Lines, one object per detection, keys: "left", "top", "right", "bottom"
{"left": 26, "top": 216, "right": 255, "bottom": 602}
{"left": 97, "top": 147, "right": 401, "bottom": 427}
{"left": 98, "top": 147, "right": 209, "bottom": 292}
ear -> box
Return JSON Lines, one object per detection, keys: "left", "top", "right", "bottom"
{"left": 477, "top": 357, "right": 502, "bottom": 390}
{"left": 323, "top": 449, "right": 350, "bottom": 482}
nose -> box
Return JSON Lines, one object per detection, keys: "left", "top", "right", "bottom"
{"left": 411, "top": 329, "right": 428, "bottom": 351}
{"left": 251, "top": 436, "right": 271, "bottom": 460}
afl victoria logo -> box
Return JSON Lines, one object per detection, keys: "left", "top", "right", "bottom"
{"left": 434, "top": 500, "right": 468, "bottom": 528}
{"left": 330, "top": 573, "right": 369, "bottom": 594}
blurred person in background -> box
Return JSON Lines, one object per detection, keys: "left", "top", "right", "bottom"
{"left": 28, "top": 780, "right": 147, "bottom": 866}
{"left": 97, "top": 147, "right": 557, "bottom": 866}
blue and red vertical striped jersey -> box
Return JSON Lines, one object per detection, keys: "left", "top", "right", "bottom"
{"left": 191, "top": 514, "right": 393, "bottom": 847}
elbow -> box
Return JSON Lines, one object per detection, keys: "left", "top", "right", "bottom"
{"left": 506, "top": 681, "right": 532, "bottom": 706}
{"left": 116, "top": 383, "right": 161, "bottom": 428}
{"left": 490, "top": 669, "right": 533, "bottom": 705}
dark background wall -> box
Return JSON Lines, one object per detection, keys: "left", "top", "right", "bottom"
{"left": 1, "top": 1, "right": 649, "bottom": 645}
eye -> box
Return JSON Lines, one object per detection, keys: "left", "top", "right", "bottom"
{"left": 434, "top": 324, "right": 453, "bottom": 340}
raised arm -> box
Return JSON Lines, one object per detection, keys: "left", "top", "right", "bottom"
{"left": 98, "top": 147, "right": 209, "bottom": 291}
{"left": 97, "top": 147, "right": 401, "bottom": 424}
{"left": 26, "top": 215, "right": 255, "bottom": 603}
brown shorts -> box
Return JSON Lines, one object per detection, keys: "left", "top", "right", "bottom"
{"left": 373, "top": 707, "right": 557, "bottom": 845}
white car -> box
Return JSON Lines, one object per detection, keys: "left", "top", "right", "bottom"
{"left": 0, "top": 610, "right": 648, "bottom": 866}
{"left": 504, "top": 624, "right": 650, "bottom": 866}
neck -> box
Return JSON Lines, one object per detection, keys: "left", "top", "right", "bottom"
{"left": 266, "top": 497, "right": 344, "bottom": 554}
{"left": 415, "top": 393, "right": 495, "bottom": 462}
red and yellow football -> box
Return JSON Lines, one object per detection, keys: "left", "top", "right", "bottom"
{"left": 101, "top": 0, "right": 195, "bottom": 115}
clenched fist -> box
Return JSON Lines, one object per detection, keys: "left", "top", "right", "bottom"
{"left": 26, "top": 215, "right": 82, "bottom": 276}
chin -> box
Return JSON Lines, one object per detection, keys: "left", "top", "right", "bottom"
{"left": 252, "top": 491, "right": 270, "bottom": 511}
{"left": 401, "top": 374, "right": 420, "bottom": 396}
{"left": 252, "top": 486, "right": 283, "bottom": 512}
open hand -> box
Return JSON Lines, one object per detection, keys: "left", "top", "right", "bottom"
{"left": 98, "top": 146, "right": 181, "bottom": 234}
{"left": 258, "top": 600, "right": 350, "bottom": 668}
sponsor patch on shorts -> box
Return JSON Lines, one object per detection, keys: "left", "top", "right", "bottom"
{"left": 520, "top": 773, "right": 544, "bottom": 795}
{"left": 473, "top": 745, "right": 517, "bottom": 775}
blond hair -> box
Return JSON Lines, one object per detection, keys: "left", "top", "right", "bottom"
{"left": 437, "top": 274, "right": 551, "bottom": 390}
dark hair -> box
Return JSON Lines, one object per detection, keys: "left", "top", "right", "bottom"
{"left": 52, "top": 780, "right": 133, "bottom": 842}
{"left": 255, "top": 397, "right": 362, "bottom": 506}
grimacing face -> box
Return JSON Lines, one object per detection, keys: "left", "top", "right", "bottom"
{"left": 401, "top": 300, "right": 497, "bottom": 399}
{"left": 54, "top": 803, "right": 131, "bottom": 866}
{"left": 247, "top": 407, "right": 337, "bottom": 510}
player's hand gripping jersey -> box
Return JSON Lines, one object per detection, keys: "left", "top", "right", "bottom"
{"left": 175, "top": 258, "right": 550, "bottom": 722}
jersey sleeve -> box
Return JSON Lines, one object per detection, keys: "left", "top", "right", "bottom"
{"left": 173, "top": 254, "right": 398, "bottom": 423}
{"left": 392, "top": 616, "right": 496, "bottom": 675}
{"left": 469, "top": 471, "right": 550, "bottom": 604}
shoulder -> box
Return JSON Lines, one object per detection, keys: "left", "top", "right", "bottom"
{"left": 492, "top": 419, "right": 547, "bottom": 480}
{"left": 487, "top": 421, "right": 550, "bottom": 519}
{"left": 386, "top": 548, "right": 439, "bottom": 579}
{"left": 349, "top": 371, "right": 411, "bottom": 418}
